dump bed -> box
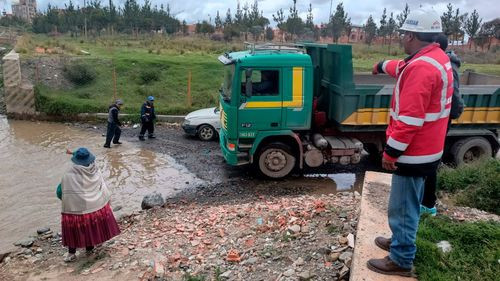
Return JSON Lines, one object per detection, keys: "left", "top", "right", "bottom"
{"left": 304, "top": 43, "right": 500, "bottom": 132}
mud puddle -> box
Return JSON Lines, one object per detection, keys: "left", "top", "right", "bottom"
{"left": 300, "top": 173, "right": 364, "bottom": 194}
{"left": 0, "top": 118, "right": 202, "bottom": 253}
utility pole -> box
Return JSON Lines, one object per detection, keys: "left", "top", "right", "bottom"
{"left": 84, "top": 0, "right": 88, "bottom": 40}
{"left": 329, "top": 0, "right": 333, "bottom": 19}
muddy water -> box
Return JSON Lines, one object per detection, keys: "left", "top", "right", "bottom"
{"left": 0, "top": 117, "right": 201, "bottom": 253}
{"left": 303, "top": 173, "right": 364, "bottom": 194}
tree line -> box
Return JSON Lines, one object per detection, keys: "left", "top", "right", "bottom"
{"left": 30, "top": 0, "right": 181, "bottom": 36}
{"left": 2, "top": 0, "right": 498, "bottom": 50}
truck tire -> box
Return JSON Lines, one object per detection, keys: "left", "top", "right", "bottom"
{"left": 257, "top": 143, "right": 296, "bottom": 179}
{"left": 197, "top": 124, "right": 216, "bottom": 141}
{"left": 450, "top": 137, "right": 492, "bottom": 166}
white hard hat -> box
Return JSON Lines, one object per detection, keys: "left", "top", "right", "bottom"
{"left": 400, "top": 7, "right": 442, "bottom": 33}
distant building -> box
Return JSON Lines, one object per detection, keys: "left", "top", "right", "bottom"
{"left": 347, "top": 25, "right": 365, "bottom": 43}
{"left": 11, "top": 0, "right": 37, "bottom": 23}
{"left": 186, "top": 24, "right": 196, "bottom": 34}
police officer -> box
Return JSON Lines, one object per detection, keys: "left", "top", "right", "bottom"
{"left": 139, "top": 96, "right": 156, "bottom": 141}
{"left": 104, "top": 99, "right": 123, "bottom": 148}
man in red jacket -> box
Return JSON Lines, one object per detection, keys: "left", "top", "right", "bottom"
{"left": 368, "top": 8, "right": 453, "bottom": 277}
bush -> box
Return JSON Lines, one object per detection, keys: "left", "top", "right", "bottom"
{"left": 63, "top": 63, "right": 97, "bottom": 86}
{"left": 438, "top": 159, "right": 500, "bottom": 215}
{"left": 138, "top": 69, "right": 160, "bottom": 84}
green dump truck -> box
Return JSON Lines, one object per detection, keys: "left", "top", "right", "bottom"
{"left": 218, "top": 43, "right": 500, "bottom": 178}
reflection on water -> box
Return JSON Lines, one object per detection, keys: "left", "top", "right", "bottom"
{"left": 303, "top": 173, "right": 364, "bottom": 194}
{"left": 0, "top": 118, "right": 201, "bottom": 253}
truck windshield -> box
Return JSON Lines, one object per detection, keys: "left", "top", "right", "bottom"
{"left": 222, "top": 65, "right": 234, "bottom": 102}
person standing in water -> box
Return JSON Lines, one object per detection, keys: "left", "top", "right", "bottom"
{"left": 104, "top": 99, "right": 124, "bottom": 148}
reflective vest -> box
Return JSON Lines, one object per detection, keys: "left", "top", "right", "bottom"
{"left": 381, "top": 44, "right": 453, "bottom": 171}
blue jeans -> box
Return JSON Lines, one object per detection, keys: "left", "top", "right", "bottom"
{"left": 388, "top": 174, "right": 425, "bottom": 269}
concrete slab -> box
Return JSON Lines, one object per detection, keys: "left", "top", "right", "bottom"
{"left": 350, "top": 171, "right": 417, "bottom": 281}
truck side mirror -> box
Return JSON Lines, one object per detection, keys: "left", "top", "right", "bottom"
{"left": 245, "top": 69, "right": 253, "bottom": 97}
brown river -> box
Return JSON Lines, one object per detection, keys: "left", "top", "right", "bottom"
{"left": 0, "top": 117, "right": 201, "bottom": 253}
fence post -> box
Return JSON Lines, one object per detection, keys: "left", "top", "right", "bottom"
{"left": 113, "top": 67, "right": 117, "bottom": 102}
{"left": 187, "top": 70, "right": 192, "bottom": 107}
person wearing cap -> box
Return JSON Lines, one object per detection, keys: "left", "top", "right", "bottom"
{"left": 370, "top": 7, "right": 453, "bottom": 276}
{"left": 56, "top": 148, "right": 120, "bottom": 262}
{"left": 139, "top": 96, "right": 156, "bottom": 141}
{"left": 104, "top": 99, "right": 123, "bottom": 148}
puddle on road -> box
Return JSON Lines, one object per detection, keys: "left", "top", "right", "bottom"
{"left": 0, "top": 118, "right": 202, "bottom": 253}
{"left": 300, "top": 173, "right": 365, "bottom": 194}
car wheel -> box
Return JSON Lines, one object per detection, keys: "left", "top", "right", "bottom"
{"left": 198, "top": 124, "right": 215, "bottom": 141}
{"left": 256, "top": 143, "right": 296, "bottom": 179}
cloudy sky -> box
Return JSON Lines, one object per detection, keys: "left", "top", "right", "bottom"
{"left": 2, "top": 0, "right": 498, "bottom": 26}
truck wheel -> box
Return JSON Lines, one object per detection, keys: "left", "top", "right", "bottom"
{"left": 450, "top": 137, "right": 492, "bottom": 166}
{"left": 257, "top": 143, "right": 296, "bottom": 179}
{"left": 198, "top": 124, "right": 216, "bottom": 141}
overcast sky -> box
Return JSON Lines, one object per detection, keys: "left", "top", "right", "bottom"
{"left": 2, "top": 0, "right": 498, "bottom": 26}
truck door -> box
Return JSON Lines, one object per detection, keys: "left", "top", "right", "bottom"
{"left": 238, "top": 68, "right": 283, "bottom": 138}
{"left": 282, "top": 66, "right": 310, "bottom": 129}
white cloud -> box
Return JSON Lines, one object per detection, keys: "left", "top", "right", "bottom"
{"left": 1, "top": 0, "right": 497, "bottom": 26}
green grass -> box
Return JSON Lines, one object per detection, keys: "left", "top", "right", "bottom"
{"left": 462, "top": 63, "right": 500, "bottom": 76}
{"left": 15, "top": 34, "right": 500, "bottom": 115}
{"left": 415, "top": 215, "right": 500, "bottom": 281}
{"left": 438, "top": 159, "right": 500, "bottom": 215}
{"left": 18, "top": 34, "right": 242, "bottom": 115}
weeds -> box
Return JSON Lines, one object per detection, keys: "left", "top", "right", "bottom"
{"left": 415, "top": 215, "right": 500, "bottom": 281}
{"left": 438, "top": 159, "right": 500, "bottom": 215}
{"left": 183, "top": 273, "right": 206, "bottom": 281}
{"left": 327, "top": 225, "right": 339, "bottom": 234}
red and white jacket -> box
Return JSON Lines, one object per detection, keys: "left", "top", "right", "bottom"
{"left": 377, "top": 44, "right": 453, "bottom": 176}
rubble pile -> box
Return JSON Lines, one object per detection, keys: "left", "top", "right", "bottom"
{"left": 1, "top": 192, "right": 360, "bottom": 281}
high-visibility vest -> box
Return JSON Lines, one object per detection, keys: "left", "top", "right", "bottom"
{"left": 382, "top": 43, "right": 453, "bottom": 165}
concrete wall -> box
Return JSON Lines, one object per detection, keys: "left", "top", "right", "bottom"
{"left": 2, "top": 50, "right": 35, "bottom": 115}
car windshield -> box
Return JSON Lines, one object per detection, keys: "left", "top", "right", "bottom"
{"left": 222, "top": 65, "right": 234, "bottom": 102}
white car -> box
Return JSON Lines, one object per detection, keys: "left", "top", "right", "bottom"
{"left": 182, "top": 107, "right": 221, "bottom": 141}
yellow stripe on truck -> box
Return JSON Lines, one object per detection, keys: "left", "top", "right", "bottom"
{"left": 245, "top": 101, "right": 282, "bottom": 108}
{"left": 342, "top": 108, "right": 391, "bottom": 125}
{"left": 244, "top": 67, "right": 304, "bottom": 109}
{"left": 453, "top": 107, "right": 500, "bottom": 124}
{"left": 283, "top": 67, "right": 304, "bottom": 107}
{"left": 341, "top": 107, "right": 500, "bottom": 125}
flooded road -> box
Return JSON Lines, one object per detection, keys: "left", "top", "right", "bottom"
{"left": 0, "top": 117, "right": 370, "bottom": 254}
{"left": 0, "top": 117, "right": 201, "bottom": 253}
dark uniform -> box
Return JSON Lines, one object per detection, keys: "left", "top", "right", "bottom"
{"left": 421, "top": 35, "right": 465, "bottom": 213}
{"left": 104, "top": 100, "right": 123, "bottom": 148}
{"left": 139, "top": 100, "right": 156, "bottom": 140}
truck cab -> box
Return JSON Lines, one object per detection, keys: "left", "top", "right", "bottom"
{"left": 219, "top": 45, "right": 314, "bottom": 177}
